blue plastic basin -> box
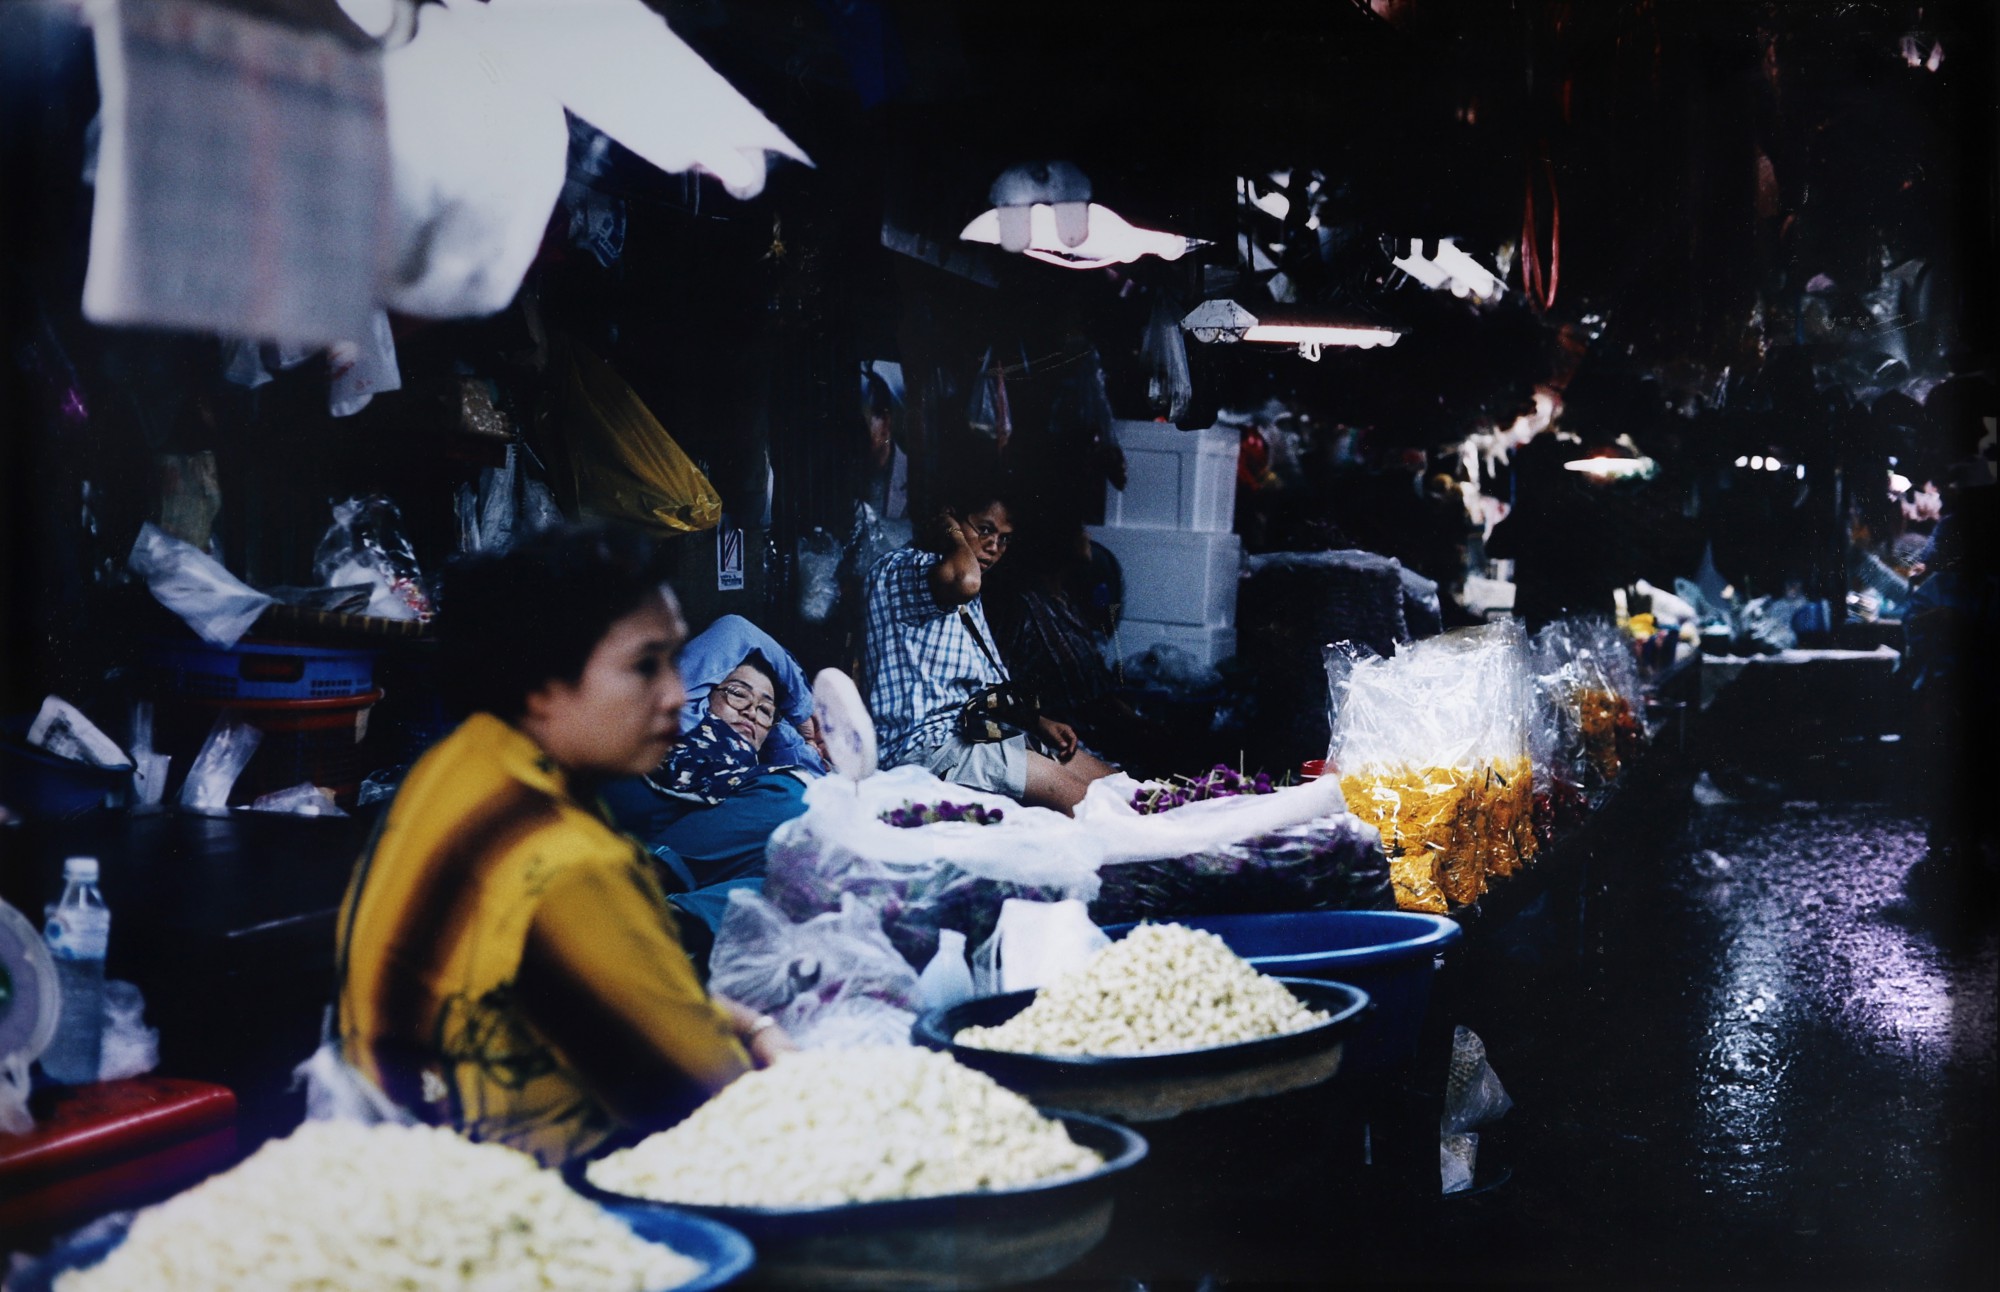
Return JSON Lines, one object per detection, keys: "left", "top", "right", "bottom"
{"left": 0, "top": 720, "right": 133, "bottom": 820}
{"left": 1102, "top": 911, "right": 1461, "bottom": 1076}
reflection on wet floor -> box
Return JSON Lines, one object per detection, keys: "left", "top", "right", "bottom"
{"left": 1453, "top": 789, "right": 1998, "bottom": 1287}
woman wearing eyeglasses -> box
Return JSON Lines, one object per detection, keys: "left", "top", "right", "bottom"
{"left": 600, "top": 616, "right": 825, "bottom": 943}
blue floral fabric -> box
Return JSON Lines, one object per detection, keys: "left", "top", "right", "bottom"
{"left": 647, "top": 714, "right": 764, "bottom": 805}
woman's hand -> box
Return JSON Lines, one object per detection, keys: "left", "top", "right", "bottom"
{"left": 939, "top": 512, "right": 977, "bottom": 555}
{"left": 798, "top": 714, "right": 831, "bottom": 766}
{"left": 714, "top": 995, "right": 798, "bottom": 1068}
{"left": 1035, "top": 716, "right": 1079, "bottom": 762}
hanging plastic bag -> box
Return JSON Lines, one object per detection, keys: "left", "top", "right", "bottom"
{"left": 127, "top": 522, "right": 274, "bottom": 648}
{"left": 1441, "top": 1025, "right": 1513, "bottom": 1132}
{"left": 559, "top": 339, "right": 722, "bottom": 533}
{"left": 706, "top": 889, "right": 922, "bottom": 1050}
{"left": 313, "top": 495, "right": 433, "bottom": 621}
{"left": 178, "top": 711, "right": 263, "bottom": 813}
{"left": 1141, "top": 297, "right": 1193, "bottom": 423}
{"left": 762, "top": 765, "right": 1104, "bottom": 970}
{"left": 327, "top": 310, "right": 403, "bottom": 418}
{"left": 965, "top": 347, "right": 1009, "bottom": 445}
{"left": 796, "top": 526, "right": 842, "bottom": 623}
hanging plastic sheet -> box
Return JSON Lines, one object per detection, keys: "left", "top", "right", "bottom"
{"left": 128, "top": 523, "right": 274, "bottom": 649}
{"left": 82, "top": 0, "right": 386, "bottom": 346}
{"left": 373, "top": 0, "right": 570, "bottom": 318}
{"left": 558, "top": 341, "right": 723, "bottom": 534}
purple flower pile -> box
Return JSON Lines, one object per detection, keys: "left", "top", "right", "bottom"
{"left": 1132, "top": 764, "right": 1277, "bottom": 815}
{"left": 880, "top": 800, "right": 1006, "bottom": 829}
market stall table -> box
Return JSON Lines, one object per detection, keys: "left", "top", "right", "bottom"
{"left": 0, "top": 809, "right": 372, "bottom": 1149}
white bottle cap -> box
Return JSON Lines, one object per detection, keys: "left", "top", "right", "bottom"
{"left": 63, "top": 856, "right": 100, "bottom": 882}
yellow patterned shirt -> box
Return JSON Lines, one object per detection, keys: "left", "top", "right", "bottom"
{"left": 336, "top": 713, "right": 749, "bottom": 1167}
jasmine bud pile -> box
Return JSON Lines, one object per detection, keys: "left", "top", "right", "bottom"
{"left": 54, "top": 1122, "right": 701, "bottom": 1292}
{"left": 587, "top": 1048, "right": 1099, "bottom": 1208}
{"left": 955, "top": 922, "right": 1328, "bottom": 1056}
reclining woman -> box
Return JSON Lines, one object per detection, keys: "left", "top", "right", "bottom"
{"left": 601, "top": 616, "right": 826, "bottom": 937}
{"left": 336, "top": 524, "right": 791, "bottom": 1169}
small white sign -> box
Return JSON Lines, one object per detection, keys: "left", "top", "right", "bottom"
{"left": 716, "top": 523, "right": 745, "bottom": 591}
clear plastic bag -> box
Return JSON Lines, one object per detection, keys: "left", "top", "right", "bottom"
{"left": 98, "top": 980, "right": 159, "bottom": 1082}
{"left": 293, "top": 1009, "right": 417, "bottom": 1126}
{"left": 706, "top": 889, "right": 922, "bottom": 1050}
{"left": 1090, "top": 815, "right": 1394, "bottom": 926}
{"left": 796, "top": 526, "right": 842, "bottom": 623}
{"left": 762, "top": 765, "right": 1103, "bottom": 969}
{"left": 247, "top": 782, "right": 348, "bottom": 817}
{"left": 178, "top": 711, "right": 263, "bottom": 813}
{"left": 915, "top": 927, "right": 974, "bottom": 1013}
{"left": 128, "top": 522, "right": 274, "bottom": 648}
{"left": 1530, "top": 616, "right": 1644, "bottom": 800}
{"left": 1325, "top": 622, "right": 1537, "bottom": 913}
{"left": 967, "top": 898, "right": 1108, "bottom": 996}
{"left": 313, "top": 495, "right": 433, "bottom": 621}
{"left": 1073, "top": 773, "right": 1390, "bottom": 923}
{"left": 1141, "top": 297, "right": 1192, "bottom": 423}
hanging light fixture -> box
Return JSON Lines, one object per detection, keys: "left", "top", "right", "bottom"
{"left": 1564, "top": 434, "right": 1657, "bottom": 479}
{"left": 1391, "top": 237, "right": 1504, "bottom": 302}
{"left": 958, "top": 161, "right": 1203, "bottom": 269}
{"left": 1180, "top": 299, "right": 1402, "bottom": 362}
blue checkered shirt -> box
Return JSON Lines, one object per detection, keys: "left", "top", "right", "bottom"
{"left": 863, "top": 546, "right": 1008, "bottom": 766}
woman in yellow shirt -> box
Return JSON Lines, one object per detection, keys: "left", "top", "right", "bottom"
{"left": 336, "top": 525, "right": 790, "bottom": 1168}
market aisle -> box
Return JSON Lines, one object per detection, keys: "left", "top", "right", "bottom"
{"left": 1439, "top": 789, "right": 1999, "bottom": 1288}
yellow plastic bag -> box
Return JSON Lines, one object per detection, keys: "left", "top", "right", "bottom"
{"left": 560, "top": 340, "right": 722, "bottom": 533}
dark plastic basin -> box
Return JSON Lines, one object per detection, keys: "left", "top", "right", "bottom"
{"left": 0, "top": 719, "right": 133, "bottom": 820}
{"left": 1101, "top": 911, "right": 1460, "bottom": 1076}
{"left": 915, "top": 979, "right": 1369, "bottom": 1122}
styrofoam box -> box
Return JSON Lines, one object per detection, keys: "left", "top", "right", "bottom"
{"left": 1110, "top": 619, "right": 1239, "bottom": 671}
{"left": 1101, "top": 421, "right": 1238, "bottom": 533}
{"left": 1088, "top": 525, "right": 1240, "bottom": 627}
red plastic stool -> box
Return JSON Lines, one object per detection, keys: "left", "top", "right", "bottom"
{"left": 0, "top": 1077, "right": 238, "bottom": 1242}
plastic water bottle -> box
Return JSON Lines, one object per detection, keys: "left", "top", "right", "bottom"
{"left": 42, "top": 857, "right": 110, "bottom": 1085}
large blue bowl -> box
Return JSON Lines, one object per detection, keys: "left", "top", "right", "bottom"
{"left": 1101, "top": 911, "right": 1460, "bottom": 1076}
{"left": 9, "top": 1198, "right": 754, "bottom": 1292}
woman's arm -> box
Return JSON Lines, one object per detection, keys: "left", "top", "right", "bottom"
{"left": 513, "top": 863, "right": 752, "bottom": 1128}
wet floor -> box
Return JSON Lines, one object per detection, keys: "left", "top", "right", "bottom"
{"left": 1420, "top": 786, "right": 1999, "bottom": 1288}
{"left": 1043, "top": 758, "right": 1998, "bottom": 1290}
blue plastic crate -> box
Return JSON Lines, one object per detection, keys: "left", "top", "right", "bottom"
{"left": 144, "top": 638, "right": 376, "bottom": 702}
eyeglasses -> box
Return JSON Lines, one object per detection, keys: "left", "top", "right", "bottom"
{"left": 971, "top": 520, "right": 1011, "bottom": 549}
{"left": 711, "top": 680, "right": 777, "bottom": 727}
